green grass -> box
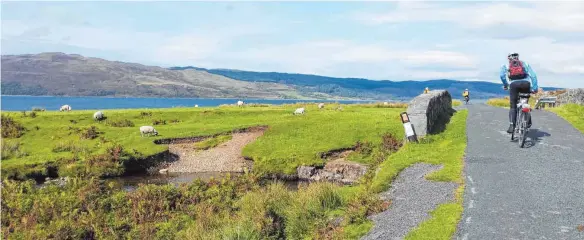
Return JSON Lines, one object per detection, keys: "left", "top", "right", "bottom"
{"left": 486, "top": 98, "right": 509, "bottom": 108}
{"left": 1, "top": 104, "right": 405, "bottom": 179}
{"left": 193, "top": 134, "right": 233, "bottom": 150}
{"left": 487, "top": 97, "right": 538, "bottom": 109}
{"left": 452, "top": 100, "right": 462, "bottom": 107}
{"left": 549, "top": 104, "right": 584, "bottom": 133}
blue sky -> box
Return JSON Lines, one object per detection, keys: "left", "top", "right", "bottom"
{"left": 2, "top": 1, "right": 583, "bottom": 88}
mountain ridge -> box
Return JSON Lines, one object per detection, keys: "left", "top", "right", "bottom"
{"left": 1, "top": 52, "right": 559, "bottom": 100}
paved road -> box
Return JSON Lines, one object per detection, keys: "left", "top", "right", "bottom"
{"left": 456, "top": 103, "right": 584, "bottom": 240}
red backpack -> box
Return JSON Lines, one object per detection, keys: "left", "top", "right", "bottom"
{"left": 508, "top": 59, "right": 527, "bottom": 80}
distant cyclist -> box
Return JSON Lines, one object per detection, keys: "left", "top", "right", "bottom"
{"left": 462, "top": 89, "right": 470, "bottom": 103}
{"left": 500, "top": 52, "right": 538, "bottom": 133}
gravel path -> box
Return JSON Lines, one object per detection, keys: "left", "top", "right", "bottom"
{"left": 363, "top": 163, "right": 459, "bottom": 240}
{"left": 456, "top": 104, "right": 584, "bottom": 240}
{"left": 166, "top": 130, "right": 264, "bottom": 173}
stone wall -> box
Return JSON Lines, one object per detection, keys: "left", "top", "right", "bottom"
{"left": 557, "top": 88, "right": 584, "bottom": 106}
{"left": 406, "top": 90, "right": 456, "bottom": 137}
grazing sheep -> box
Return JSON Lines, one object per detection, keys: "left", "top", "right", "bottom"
{"left": 237, "top": 100, "right": 244, "bottom": 107}
{"left": 93, "top": 111, "right": 105, "bottom": 121}
{"left": 318, "top": 103, "right": 325, "bottom": 109}
{"left": 194, "top": 104, "right": 199, "bottom": 108}
{"left": 383, "top": 102, "right": 389, "bottom": 105}
{"left": 59, "top": 105, "right": 72, "bottom": 112}
{"left": 294, "top": 107, "right": 305, "bottom": 115}
{"left": 140, "top": 126, "right": 158, "bottom": 137}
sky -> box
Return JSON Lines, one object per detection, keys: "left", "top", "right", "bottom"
{"left": 1, "top": 1, "right": 583, "bottom": 88}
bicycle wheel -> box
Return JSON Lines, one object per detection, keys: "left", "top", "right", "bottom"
{"left": 519, "top": 112, "right": 528, "bottom": 148}
{"left": 511, "top": 108, "right": 520, "bottom": 140}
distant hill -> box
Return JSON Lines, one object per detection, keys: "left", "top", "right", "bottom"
{"left": 1, "top": 52, "right": 558, "bottom": 100}
{"left": 0, "top": 53, "right": 315, "bottom": 99}
{"left": 171, "top": 66, "right": 559, "bottom": 100}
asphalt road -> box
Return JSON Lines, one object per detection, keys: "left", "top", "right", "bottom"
{"left": 456, "top": 103, "right": 584, "bottom": 240}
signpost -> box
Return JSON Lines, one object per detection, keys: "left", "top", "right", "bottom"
{"left": 400, "top": 112, "right": 418, "bottom": 143}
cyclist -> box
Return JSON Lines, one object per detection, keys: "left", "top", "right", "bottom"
{"left": 500, "top": 52, "right": 538, "bottom": 133}
{"left": 462, "top": 89, "right": 470, "bottom": 103}
{"left": 424, "top": 87, "right": 430, "bottom": 94}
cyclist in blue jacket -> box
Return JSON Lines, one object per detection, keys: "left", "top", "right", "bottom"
{"left": 500, "top": 52, "right": 539, "bottom": 133}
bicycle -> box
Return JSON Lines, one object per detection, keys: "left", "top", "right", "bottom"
{"left": 511, "top": 92, "right": 532, "bottom": 148}
{"left": 464, "top": 96, "right": 470, "bottom": 105}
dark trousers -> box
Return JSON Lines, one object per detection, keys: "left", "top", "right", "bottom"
{"left": 509, "top": 81, "right": 532, "bottom": 126}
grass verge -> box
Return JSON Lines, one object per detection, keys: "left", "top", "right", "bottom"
{"left": 366, "top": 110, "right": 468, "bottom": 240}
{"left": 549, "top": 104, "right": 584, "bottom": 133}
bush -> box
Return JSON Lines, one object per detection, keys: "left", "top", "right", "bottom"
{"left": 79, "top": 126, "right": 100, "bottom": 140}
{"left": 355, "top": 141, "right": 373, "bottom": 156}
{"left": 152, "top": 119, "right": 167, "bottom": 125}
{"left": 29, "top": 112, "right": 37, "bottom": 118}
{"left": 32, "top": 107, "right": 46, "bottom": 112}
{"left": 381, "top": 133, "right": 402, "bottom": 153}
{"left": 1, "top": 115, "right": 26, "bottom": 138}
{"left": 139, "top": 111, "right": 152, "bottom": 117}
{"left": 105, "top": 119, "right": 135, "bottom": 127}
{"left": 169, "top": 119, "right": 180, "bottom": 124}
{"left": 82, "top": 144, "right": 128, "bottom": 177}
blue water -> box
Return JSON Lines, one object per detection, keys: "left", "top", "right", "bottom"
{"left": 1, "top": 95, "right": 378, "bottom": 111}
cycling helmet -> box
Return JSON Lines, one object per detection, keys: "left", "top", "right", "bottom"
{"left": 508, "top": 52, "right": 519, "bottom": 60}
{"left": 465, "top": 89, "right": 468, "bottom": 91}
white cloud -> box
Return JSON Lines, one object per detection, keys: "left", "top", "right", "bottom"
{"left": 356, "top": 2, "right": 584, "bottom": 33}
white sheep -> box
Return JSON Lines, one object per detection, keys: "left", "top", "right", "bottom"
{"left": 59, "top": 105, "right": 72, "bottom": 112}
{"left": 383, "top": 102, "right": 389, "bottom": 105}
{"left": 294, "top": 107, "right": 305, "bottom": 115}
{"left": 318, "top": 103, "right": 325, "bottom": 109}
{"left": 93, "top": 111, "right": 105, "bottom": 121}
{"left": 140, "top": 126, "right": 158, "bottom": 137}
{"left": 237, "top": 100, "right": 244, "bottom": 107}
{"left": 194, "top": 104, "right": 199, "bottom": 108}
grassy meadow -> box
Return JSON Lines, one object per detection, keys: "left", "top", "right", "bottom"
{"left": 1, "top": 101, "right": 469, "bottom": 239}
{"left": 1, "top": 103, "right": 406, "bottom": 180}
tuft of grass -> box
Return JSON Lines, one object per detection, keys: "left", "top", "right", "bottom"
{"left": 405, "top": 203, "right": 464, "bottom": 240}
{"left": 1, "top": 114, "right": 26, "bottom": 138}
{"left": 194, "top": 134, "right": 233, "bottom": 150}
{"left": 152, "top": 119, "right": 167, "bottom": 125}
{"left": 1, "top": 140, "right": 28, "bottom": 160}
{"left": 105, "top": 119, "right": 135, "bottom": 127}
{"left": 52, "top": 141, "right": 88, "bottom": 154}
{"left": 31, "top": 107, "right": 46, "bottom": 112}
{"left": 549, "top": 104, "right": 584, "bottom": 133}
